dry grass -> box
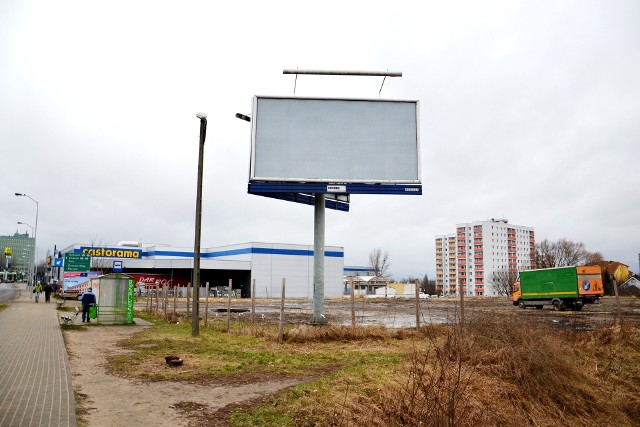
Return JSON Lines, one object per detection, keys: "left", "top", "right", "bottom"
{"left": 123, "top": 309, "right": 640, "bottom": 426}
{"left": 251, "top": 316, "right": 640, "bottom": 427}
{"left": 284, "top": 324, "right": 431, "bottom": 343}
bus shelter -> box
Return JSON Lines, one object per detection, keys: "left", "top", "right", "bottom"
{"left": 86, "top": 273, "right": 135, "bottom": 324}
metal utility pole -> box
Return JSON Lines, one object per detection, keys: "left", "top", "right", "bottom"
{"left": 192, "top": 112, "right": 207, "bottom": 337}
{"left": 310, "top": 194, "right": 327, "bottom": 324}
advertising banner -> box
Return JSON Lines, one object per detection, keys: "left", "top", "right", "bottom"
{"left": 126, "top": 278, "right": 135, "bottom": 324}
{"left": 129, "top": 273, "right": 190, "bottom": 290}
{"left": 63, "top": 271, "right": 100, "bottom": 291}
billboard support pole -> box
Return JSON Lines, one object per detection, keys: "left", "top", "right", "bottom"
{"left": 310, "top": 194, "right": 328, "bottom": 325}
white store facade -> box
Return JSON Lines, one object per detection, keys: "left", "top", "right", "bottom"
{"left": 58, "top": 242, "right": 345, "bottom": 299}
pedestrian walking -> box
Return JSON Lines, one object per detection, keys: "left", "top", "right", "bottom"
{"left": 44, "top": 283, "right": 53, "bottom": 303}
{"left": 79, "top": 287, "right": 97, "bottom": 323}
{"left": 34, "top": 282, "right": 43, "bottom": 303}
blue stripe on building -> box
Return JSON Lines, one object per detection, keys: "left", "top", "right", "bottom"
{"left": 74, "top": 247, "right": 343, "bottom": 258}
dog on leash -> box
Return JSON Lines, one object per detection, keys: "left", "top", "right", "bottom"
{"left": 60, "top": 306, "right": 80, "bottom": 325}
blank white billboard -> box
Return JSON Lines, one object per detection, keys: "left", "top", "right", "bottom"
{"left": 250, "top": 96, "right": 420, "bottom": 184}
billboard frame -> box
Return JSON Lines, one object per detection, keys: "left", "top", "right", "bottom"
{"left": 250, "top": 95, "right": 421, "bottom": 187}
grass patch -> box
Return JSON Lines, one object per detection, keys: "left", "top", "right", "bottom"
{"left": 74, "top": 390, "right": 91, "bottom": 427}
{"left": 244, "top": 318, "right": 639, "bottom": 426}
{"left": 108, "top": 317, "right": 411, "bottom": 383}
{"left": 106, "top": 310, "right": 640, "bottom": 426}
{"left": 0, "top": 304, "right": 7, "bottom": 313}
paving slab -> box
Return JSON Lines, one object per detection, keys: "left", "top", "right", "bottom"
{"left": 0, "top": 284, "right": 76, "bottom": 427}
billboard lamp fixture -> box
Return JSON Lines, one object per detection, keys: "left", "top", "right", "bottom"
{"left": 235, "top": 113, "right": 251, "bottom": 122}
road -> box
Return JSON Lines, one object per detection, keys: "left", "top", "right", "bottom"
{"left": 0, "top": 282, "right": 21, "bottom": 303}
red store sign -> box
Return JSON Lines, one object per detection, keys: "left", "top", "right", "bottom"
{"left": 129, "top": 273, "right": 190, "bottom": 289}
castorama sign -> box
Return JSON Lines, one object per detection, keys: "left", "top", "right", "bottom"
{"left": 79, "top": 247, "right": 142, "bottom": 259}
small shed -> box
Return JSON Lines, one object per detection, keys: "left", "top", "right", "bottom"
{"left": 344, "top": 275, "right": 391, "bottom": 296}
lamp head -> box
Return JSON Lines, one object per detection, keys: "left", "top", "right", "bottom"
{"left": 235, "top": 113, "right": 251, "bottom": 122}
{"left": 196, "top": 112, "right": 207, "bottom": 120}
{"left": 15, "top": 193, "right": 23, "bottom": 196}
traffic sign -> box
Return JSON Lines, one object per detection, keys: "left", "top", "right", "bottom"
{"left": 64, "top": 253, "right": 91, "bottom": 272}
{"left": 113, "top": 260, "right": 123, "bottom": 273}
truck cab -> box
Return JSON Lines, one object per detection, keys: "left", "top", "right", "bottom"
{"left": 512, "top": 282, "right": 521, "bottom": 304}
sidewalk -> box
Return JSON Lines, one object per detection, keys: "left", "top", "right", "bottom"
{"left": 0, "top": 284, "right": 76, "bottom": 427}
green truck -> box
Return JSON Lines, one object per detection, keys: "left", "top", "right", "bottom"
{"left": 512, "top": 265, "right": 604, "bottom": 311}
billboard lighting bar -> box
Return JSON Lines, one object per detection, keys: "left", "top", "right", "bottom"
{"left": 283, "top": 69, "right": 402, "bottom": 77}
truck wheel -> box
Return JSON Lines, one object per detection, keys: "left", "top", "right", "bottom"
{"left": 553, "top": 300, "right": 563, "bottom": 311}
{"left": 518, "top": 300, "right": 526, "bottom": 309}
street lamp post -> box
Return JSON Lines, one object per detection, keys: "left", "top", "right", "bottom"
{"left": 192, "top": 113, "right": 207, "bottom": 337}
{"left": 15, "top": 193, "right": 38, "bottom": 291}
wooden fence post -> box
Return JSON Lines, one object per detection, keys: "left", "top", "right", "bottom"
{"left": 163, "top": 285, "right": 168, "bottom": 319}
{"left": 155, "top": 285, "right": 160, "bottom": 313}
{"left": 415, "top": 279, "right": 421, "bottom": 330}
{"left": 173, "top": 285, "right": 177, "bottom": 316}
{"left": 186, "top": 282, "right": 191, "bottom": 318}
{"left": 251, "top": 279, "right": 256, "bottom": 324}
{"left": 227, "top": 279, "right": 232, "bottom": 332}
{"left": 350, "top": 278, "right": 356, "bottom": 328}
{"left": 204, "top": 282, "right": 210, "bottom": 327}
{"left": 459, "top": 280, "right": 465, "bottom": 329}
{"left": 279, "top": 278, "right": 286, "bottom": 342}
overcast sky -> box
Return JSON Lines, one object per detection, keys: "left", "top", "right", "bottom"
{"left": 1, "top": 0, "right": 639, "bottom": 279}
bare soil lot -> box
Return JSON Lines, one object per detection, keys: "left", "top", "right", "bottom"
{"left": 183, "top": 295, "right": 640, "bottom": 330}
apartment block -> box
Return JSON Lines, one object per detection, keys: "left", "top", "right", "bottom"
{"left": 435, "top": 218, "right": 535, "bottom": 296}
{"left": 0, "top": 231, "right": 35, "bottom": 274}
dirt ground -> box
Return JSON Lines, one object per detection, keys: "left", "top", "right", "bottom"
{"left": 185, "top": 294, "right": 640, "bottom": 330}
{"left": 63, "top": 295, "right": 640, "bottom": 426}
{"left": 64, "top": 325, "right": 306, "bottom": 427}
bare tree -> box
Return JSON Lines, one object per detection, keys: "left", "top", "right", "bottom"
{"left": 88, "top": 237, "right": 113, "bottom": 274}
{"left": 535, "top": 239, "right": 557, "bottom": 269}
{"left": 368, "top": 248, "right": 391, "bottom": 277}
{"left": 490, "top": 269, "right": 519, "bottom": 296}
{"left": 584, "top": 251, "right": 604, "bottom": 265}
{"left": 422, "top": 273, "right": 436, "bottom": 295}
{"left": 535, "top": 238, "right": 603, "bottom": 268}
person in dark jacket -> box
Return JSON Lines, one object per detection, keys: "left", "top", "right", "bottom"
{"left": 44, "top": 283, "right": 53, "bottom": 303}
{"left": 79, "top": 288, "right": 97, "bottom": 323}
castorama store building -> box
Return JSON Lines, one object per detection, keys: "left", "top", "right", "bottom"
{"left": 59, "top": 242, "right": 344, "bottom": 298}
